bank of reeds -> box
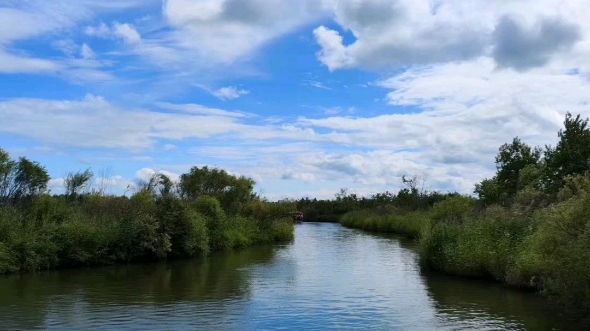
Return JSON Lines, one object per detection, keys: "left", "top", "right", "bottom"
{"left": 0, "top": 194, "right": 294, "bottom": 275}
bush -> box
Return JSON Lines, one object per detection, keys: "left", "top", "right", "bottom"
{"left": 420, "top": 207, "right": 531, "bottom": 283}
{"left": 523, "top": 187, "right": 590, "bottom": 318}
{"left": 0, "top": 193, "right": 293, "bottom": 274}
{"left": 430, "top": 195, "right": 476, "bottom": 224}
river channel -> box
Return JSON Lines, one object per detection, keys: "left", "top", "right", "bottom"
{"left": 0, "top": 223, "right": 583, "bottom": 331}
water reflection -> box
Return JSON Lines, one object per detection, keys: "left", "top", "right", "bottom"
{"left": 0, "top": 246, "right": 278, "bottom": 331}
{"left": 0, "top": 223, "right": 584, "bottom": 331}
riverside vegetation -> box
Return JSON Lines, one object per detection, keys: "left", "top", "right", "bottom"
{"left": 0, "top": 150, "right": 295, "bottom": 275}
{"left": 296, "top": 112, "right": 590, "bottom": 324}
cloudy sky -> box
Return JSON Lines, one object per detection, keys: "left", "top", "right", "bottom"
{"left": 1, "top": 0, "right": 589, "bottom": 200}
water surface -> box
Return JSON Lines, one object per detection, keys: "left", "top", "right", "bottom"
{"left": 0, "top": 223, "right": 581, "bottom": 330}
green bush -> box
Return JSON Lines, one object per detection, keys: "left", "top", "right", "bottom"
{"left": 0, "top": 193, "right": 293, "bottom": 274}
{"left": 430, "top": 195, "right": 476, "bottom": 224}
{"left": 523, "top": 187, "right": 590, "bottom": 318}
{"left": 420, "top": 207, "right": 531, "bottom": 283}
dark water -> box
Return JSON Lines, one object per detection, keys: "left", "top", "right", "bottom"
{"left": 0, "top": 223, "right": 583, "bottom": 331}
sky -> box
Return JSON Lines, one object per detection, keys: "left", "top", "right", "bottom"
{"left": 1, "top": 0, "right": 590, "bottom": 201}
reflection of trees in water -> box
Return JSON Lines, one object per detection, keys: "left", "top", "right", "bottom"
{"left": 0, "top": 246, "right": 277, "bottom": 330}
{"left": 423, "top": 272, "right": 585, "bottom": 331}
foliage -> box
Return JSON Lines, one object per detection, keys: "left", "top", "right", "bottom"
{"left": 63, "top": 169, "right": 94, "bottom": 200}
{"left": 542, "top": 112, "right": 590, "bottom": 198}
{"left": 0, "top": 148, "right": 294, "bottom": 275}
{"left": 179, "top": 166, "right": 256, "bottom": 215}
{"left": 0, "top": 149, "right": 50, "bottom": 203}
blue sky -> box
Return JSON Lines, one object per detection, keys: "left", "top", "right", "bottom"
{"left": 1, "top": 0, "right": 590, "bottom": 200}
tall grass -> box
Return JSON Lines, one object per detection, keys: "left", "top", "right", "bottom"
{"left": 0, "top": 194, "right": 294, "bottom": 275}
{"left": 340, "top": 205, "right": 428, "bottom": 238}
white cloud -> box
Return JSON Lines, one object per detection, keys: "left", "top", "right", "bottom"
{"left": 80, "top": 44, "right": 95, "bottom": 59}
{"left": 314, "top": 0, "right": 587, "bottom": 72}
{"left": 212, "top": 86, "right": 250, "bottom": 100}
{"left": 0, "top": 0, "right": 152, "bottom": 74}
{"left": 0, "top": 49, "right": 62, "bottom": 73}
{"left": 0, "top": 95, "right": 251, "bottom": 151}
{"left": 158, "top": 0, "right": 327, "bottom": 64}
{"left": 309, "top": 81, "right": 331, "bottom": 90}
{"left": 113, "top": 22, "right": 142, "bottom": 44}
{"left": 84, "top": 22, "right": 112, "bottom": 38}
{"left": 155, "top": 101, "right": 254, "bottom": 117}
{"left": 85, "top": 21, "right": 142, "bottom": 44}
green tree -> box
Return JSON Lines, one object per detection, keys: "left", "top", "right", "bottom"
{"left": 179, "top": 166, "right": 255, "bottom": 214}
{"left": 63, "top": 168, "right": 94, "bottom": 200}
{"left": 0, "top": 153, "right": 50, "bottom": 201}
{"left": 543, "top": 112, "right": 590, "bottom": 197}
{"left": 474, "top": 177, "right": 505, "bottom": 206}
{"left": 0, "top": 148, "right": 16, "bottom": 201}
{"left": 494, "top": 137, "right": 541, "bottom": 203}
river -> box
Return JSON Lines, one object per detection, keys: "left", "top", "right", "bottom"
{"left": 0, "top": 223, "right": 583, "bottom": 331}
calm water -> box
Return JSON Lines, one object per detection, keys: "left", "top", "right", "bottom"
{"left": 0, "top": 223, "right": 582, "bottom": 331}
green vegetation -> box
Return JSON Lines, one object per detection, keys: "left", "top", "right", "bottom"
{"left": 0, "top": 149, "right": 294, "bottom": 275}
{"left": 298, "top": 112, "right": 590, "bottom": 323}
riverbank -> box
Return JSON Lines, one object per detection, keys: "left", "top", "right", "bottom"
{"left": 0, "top": 147, "right": 295, "bottom": 275}
{"left": 339, "top": 193, "right": 590, "bottom": 325}
{"left": 0, "top": 194, "right": 294, "bottom": 275}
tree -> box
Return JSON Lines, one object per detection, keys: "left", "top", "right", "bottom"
{"left": 474, "top": 177, "right": 504, "bottom": 206}
{"left": 543, "top": 112, "right": 590, "bottom": 196}
{"left": 63, "top": 168, "right": 94, "bottom": 199}
{"left": 136, "top": 172, "right": 177, "bottom": 198}
{"left": 494, "top": 137, "right": 541, "bottom": 202}
{"left": 399, "top": 174, "right": 426, "bottom": 210}
{"left": 0, "top": 148, "right": 15, "bottom": 201}
{"left": 1, "top": 156, "right": 50, "bottom": 200}
{"left": 179, "top": 166, "right": 255, "bottom": 214}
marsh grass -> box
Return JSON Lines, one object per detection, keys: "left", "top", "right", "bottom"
{"left": 0, "top": 194, "right": 294, "bottom": 275}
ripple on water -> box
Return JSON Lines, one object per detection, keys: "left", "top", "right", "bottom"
{"left": 0, "top": 222, "right": 584, "bottom": 331}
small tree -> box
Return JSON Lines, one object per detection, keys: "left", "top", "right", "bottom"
{"left": 63, "top": 168, "right": 94, "bottom": 200}
{"left": 6, "top": 157, "right": 50, "bottom": 200}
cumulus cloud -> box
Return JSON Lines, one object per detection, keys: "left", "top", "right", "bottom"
{"left": 149, "top": 0, "right": 327, "bottom": 64}
{"left": 492, "top": 14, "right": 581, "bottom": 71}
{"left": 313, "top": 0, "right": 587, "bottom": 72}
